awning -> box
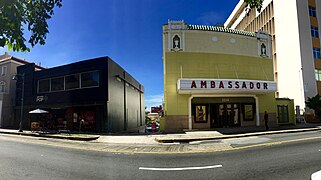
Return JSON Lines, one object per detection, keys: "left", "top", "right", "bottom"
{"left": 29, "top": 108, "right": 49, "bottom": 114}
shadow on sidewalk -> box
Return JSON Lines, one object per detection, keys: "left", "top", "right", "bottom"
{"left": 194, "top": 123, "right": 321, "bottom": 135}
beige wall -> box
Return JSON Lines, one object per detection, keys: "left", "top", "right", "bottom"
{"left": 0, "top": 61, "right": 20, "bottom": 127}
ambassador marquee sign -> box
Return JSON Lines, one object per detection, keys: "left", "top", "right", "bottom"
{"left": 177, "top": 78, "right": 277, "bottom": 94}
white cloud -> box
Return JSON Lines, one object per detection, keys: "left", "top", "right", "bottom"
{"left": 197, "top": 11, "right": 225, "bottom": 26}
{"left": 145, "top": 94, "right": 163, "bottom": 111}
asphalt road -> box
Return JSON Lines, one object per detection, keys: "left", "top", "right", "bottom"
{"left": 0, "top": 132, "right": 320, "bottom": 180}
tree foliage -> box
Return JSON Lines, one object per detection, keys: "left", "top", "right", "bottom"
{"left": 0, "top": 0, "right": 62, "bottom": 52}
{"left": 244, "top": 0, "right": 264, "bottom": 13}
{"left": 306, "top": 94, "right": 321, "bottom": 117}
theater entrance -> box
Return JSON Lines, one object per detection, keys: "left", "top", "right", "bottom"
{"left": 210, "top": 103, "right": 240, "bottom": 128}
{"left": 192, "top": 97, "right": 256, "bottom": 129}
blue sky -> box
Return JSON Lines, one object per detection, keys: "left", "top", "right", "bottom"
{"left": 0, "top": 0, "right": 239, "bottom": 110}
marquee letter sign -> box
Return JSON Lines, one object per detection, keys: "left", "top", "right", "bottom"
{"left": 177, "top": 78, "right": 276, "bottom": 94}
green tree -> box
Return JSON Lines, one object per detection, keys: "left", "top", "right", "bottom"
{"left": 244, "top": 0, "right": 264, "bottom": 13}
{"left": 145, "top": 106, "right": 151, "bottom": 124}
{"left": 306, "top": 94, "right": 321, "bottom": 118}
{"left": 0, "top": 0, "right": 62, "bottom": 52}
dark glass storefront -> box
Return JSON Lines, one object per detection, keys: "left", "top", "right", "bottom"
{"left": 27, "top": 106, "right": 102, "bottom": 132}
{"left": 15, "top": 57, "right": 145, "bottom": 133}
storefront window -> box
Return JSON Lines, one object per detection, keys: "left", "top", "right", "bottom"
{"left": 51, "top": 77, "right": 64, "bottom": 91}
{"left": 75, "top": 110, "right": 95, "bottom": 131}
{"left": 244, "top": 104, "right": 254, "bottom": 121}
{"left": 65, "top": 74, "right": 80, "bottom": 90}
{"left": 81, "top": 71, "right": 99, "bottom": 88}
{"left": 38, "top": 79, "right": 50, "bottom": 93}
{"left": 195, "top": 105, "right": 207, "bottom": 123}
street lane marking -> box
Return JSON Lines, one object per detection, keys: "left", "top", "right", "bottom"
{"left": 139, "top": 165, "right": 223, "bottom": 171}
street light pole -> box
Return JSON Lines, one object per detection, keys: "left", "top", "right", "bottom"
{"left": 18, "top": 73, "right": 25, "bottom": 132}
{"left": 13, "top": 73, "right": 25, "bottom": 132}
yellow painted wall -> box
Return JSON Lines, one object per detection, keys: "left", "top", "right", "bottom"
{"left": 257, "top": 93, "right": 277, "bottom": 113}
{"left": 163, "top": 26, "right": 271, "bottom": 58}
{"left": 164, "top": 52, "right": 275, "bottom": 116}
{"left": 163, "top": 23, "right": 275, "bottom": 130}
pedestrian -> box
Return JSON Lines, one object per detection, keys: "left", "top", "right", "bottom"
{"left": 79, "top": 118, "right": 85, "bottom": 132}
{"left": 264, "top": 111, "right": 269, "bottom": 130}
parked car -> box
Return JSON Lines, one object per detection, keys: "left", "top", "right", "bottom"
{"left": 311, "top": 170, "right": 321, "bottom": 180}
{"left": 145, "top": 121, "right": 160, "bottom": 133}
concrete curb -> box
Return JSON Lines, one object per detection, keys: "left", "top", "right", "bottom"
{"left": 155, "top": 127, "right": 321, "bottom": 143}
{"left": 0, "top": 130, "right": 100, "bottom": 141}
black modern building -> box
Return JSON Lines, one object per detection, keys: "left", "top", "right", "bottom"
{"left": 14, "top": 57, "right": 145, "bottom": 133}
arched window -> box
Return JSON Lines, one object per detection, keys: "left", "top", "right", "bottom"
{"left": 261, "top": 43, "right": 267, "bottom": 56}
{"left": 173, "top": 35, "right": 180, "bottom": 49}
{"left": 0, "top": 81, "right": 6, "bottom": 92}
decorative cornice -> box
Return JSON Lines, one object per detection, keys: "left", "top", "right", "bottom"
{"left": 187, "top": 24, "right": 256, "bottom": 37}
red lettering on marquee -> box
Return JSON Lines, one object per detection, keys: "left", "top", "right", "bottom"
{"left": 250, "top": 82, "right": 254, "bottom": 89}
{"left": 211, "top": 81, "right": 215, "bottom": 88}
{"left": 201, "top": 81, "right": 207, "bottom": 88}
{"left": 228, "top": 81, "right": 232, "bottom": 88}
{"left": 187, "top": 80, "right": 271, "bottom": 91}
{"left": 242, "top": 82, "right": 247, "bottom": 89}
{"left": 264, "top": 83, "right": 268, "bottom": 89}
{"left": 191, "top": 81, "right": 197, "bottom": 88}
{"left": 219, "top": 81, "right": 224, "bottom": 88}
{"left": 235, "top": 81, "right": 239, "bottom": 88}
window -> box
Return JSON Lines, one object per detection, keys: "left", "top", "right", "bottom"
{"left": 0, "top": 81, "right": 6, "bottom": 92}
{"left": 38, "top": 79, "right": 50, "bottom": 93}
{"left": 313, "top": 48, "right": 321, "bottom": 59}
{"left": 81, "top": 71, "right": 99, "bottom": 88}
{"left": 37, "top": 71, "right": 99, "bottom": 93}
{"left": 172, "top": 35, "right": 180, "bottom": 49}
{"left": 311, "top": 26, "right": 319, "bottom": 38}
{"left": 50, "top": 77, "right": 64, "bottom": 91}
{"left": 315, "top": 69, "right": 321, "bottom": 81}
{"left": 65, "top": 74, "right": 80, "bottom": 90}
{"left": 309, "top": 6, "right": 317, "bottom": 17}
{"left": 1, "top": 66, "right": 7, "bottom": 76}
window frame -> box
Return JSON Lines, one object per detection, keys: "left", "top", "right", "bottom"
{"left": 315, "top": 69, "right": 321, "bottom": 81}
{"left": 313, "top": 48, "right": 321, "bottom": 59}
{"left": 309, "top": 6, "right": 317, "bottom": 17}
{"left": 1, "top": 66, "right": 7, "bottom": 76}
{"left": 0, "top": 81, "right": 6, "bottom": 93}
{"left": 311, "top": 26, "right": 319, "bottom": 38}
{"left": 65, "top": 73, "right": 80, "bottom": 90}
{"left": 50, "top": 76, "right": 65, "bottom": 92}
{"left": 37, "top": 70, "right": 100, "bottom": 94}
{"left": 38, "top": 79, "right": 51, "bottom": 93}
{"left": 80, "top": 70, "right": 100, "bottom": 88}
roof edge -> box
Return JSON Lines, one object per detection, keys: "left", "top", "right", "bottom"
{"left": 187, "top": 24, "right": 256, "bottom": 37}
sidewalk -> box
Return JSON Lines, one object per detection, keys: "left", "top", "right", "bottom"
{"left": 0, "top": 123, "right": 320, "bottom": 154}
{"left": 155, "top": 123, "right": 321, "bottom": 143}
{"left": 0, "top": 123, "right": 320, "bottom": 144}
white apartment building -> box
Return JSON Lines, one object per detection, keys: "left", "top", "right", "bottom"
{"left": 225, "top": 0, "right": 321, "bottom": 112}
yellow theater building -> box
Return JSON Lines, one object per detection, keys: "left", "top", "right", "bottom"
{"left": 162, "top": 20, "right": 294, "bottom": 132}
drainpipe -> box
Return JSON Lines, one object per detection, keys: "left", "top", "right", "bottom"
{"left": 254, "top": 96, "right": 260, "bottom": 126}
{"left": 188, "top": 95, "right": 193, "bottom": 130}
